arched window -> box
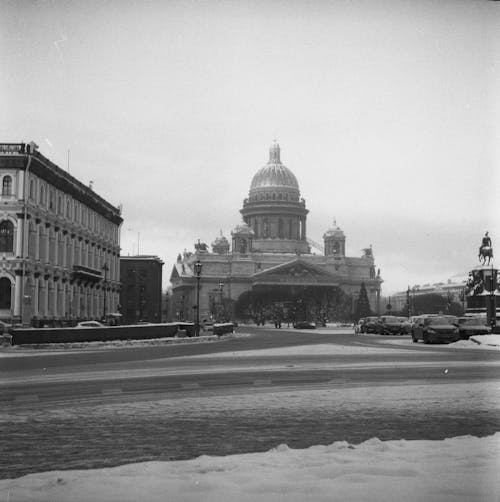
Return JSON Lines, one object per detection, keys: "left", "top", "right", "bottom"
{"left": 2, "top": 176, "right": 12, "bottom": 196}
{"left": 0, "top": 220, "right": 14, "bottom": 252}
{"left": 0, "top": 277, "right": 11, "bottom": 309}
{"left": 49, "top": 190, "right": 54, "bottom": 210}
{"left": 29, "top": 180, "right": 35, "bottom": 199}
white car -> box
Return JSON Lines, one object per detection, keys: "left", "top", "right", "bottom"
{"left": 76, "top": 321, "right": 105, "bottom": 328}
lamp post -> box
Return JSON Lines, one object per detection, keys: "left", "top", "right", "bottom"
{"left": 102, "top": 263, "right": 109, "bottom": 321}
{"left": 218, "top": 282, "right": 224, "bottom": 322}
{"left": 193, "top": 260, "right": 202, "bottom": 336}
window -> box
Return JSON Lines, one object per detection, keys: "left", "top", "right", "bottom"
{"left": 0, "top": 277, "right": 11, "bottom": 309}
{"left": 2, "top": 176, "right": 12, "bottom": 196}
{"left": 278, "top": 218, "right": 284, "bottom": 238}
{"left": 49, "top": 190, "right": 54, "bottom": 210}
{"left": 40, "top": 185, "right": 45, "bottom": 205}
{"left": 29, "top": 180, "right": 35, "bottom": 199}
{"left": 0, "top": 220, "right": 14, "bottom": 252}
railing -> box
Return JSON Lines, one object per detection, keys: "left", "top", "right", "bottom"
{"left": 0, "top": 143, "right": 26, "bottom": 154}
{"left": 0, "top": 142, "right": 39, "bottom": 154}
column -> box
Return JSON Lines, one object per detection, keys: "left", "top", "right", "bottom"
{"left": 15, "top": 218, "right": 24, "bottom": 257}
{"left": 14, "top": 274, "right": 22, "bottom": 318}
{"left": 33, "top": 278, "right": 39, "bottom": 317}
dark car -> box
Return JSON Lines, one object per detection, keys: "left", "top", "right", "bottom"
{"left": 442, "top": 315, "right": 459, "bottom": 326}
{"left": 457, "top": 317, "right": 491, "bottom": 339}
{"left": 363, "top": 317, "right": 379, "bottom": 333}
{"left": 293, "top": 321, "right": 316, "bottom": 329}
{"left": 412, "top": 316, "right": 460, "bottom": 344}
{"left": 376, "top": 315, "right": 404, "bottom": 335}
{"left": 397, "top": 317, "right": 413, "bottom": 335}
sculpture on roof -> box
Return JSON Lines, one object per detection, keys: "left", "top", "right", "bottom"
{"left": 362, "top": 245, "right": 373, "bottom": 258}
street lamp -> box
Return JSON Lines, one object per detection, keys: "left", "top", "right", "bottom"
{"left": 193, "top": 260, "right": 202, "bottom": 336}
{"left": 102, "top": 263, "right": 109, "bottom": 321}
{"left": 218, "top": 282, "right": 224, "bottom": 322}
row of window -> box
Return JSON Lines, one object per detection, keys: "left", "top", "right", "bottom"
{"left": 1, "top": 173, "right": 119, "bottom": 242}
{"left": 251, "top": 192, "right": 299, "bottom": 202}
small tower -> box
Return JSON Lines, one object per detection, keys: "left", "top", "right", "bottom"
{"left": 323, "top": 218, "right": 346, "bottom": 257}
{"left": 231, "top": 222, "right": 254, "bottom": 254}
{"left": 212, "top": 230, "right": 230, "bottom": 254}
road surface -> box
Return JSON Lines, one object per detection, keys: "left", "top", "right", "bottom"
{"left": 1, "top": 326, "right": 499, "bottom": 479}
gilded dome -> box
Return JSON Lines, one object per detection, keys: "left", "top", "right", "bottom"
{"left": 249, "top": 143, "right": 300, "bottom": 196}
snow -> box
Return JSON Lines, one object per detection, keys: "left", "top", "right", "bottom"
{"left": 1, "top": 433, "right": 499, "bottom": 502}
{"left": 1, "top": 330, "right": 499, "bottom": 500}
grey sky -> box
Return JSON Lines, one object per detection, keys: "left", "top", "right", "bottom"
{"left": 1, "top": 0, "right": 499, "bottom": 293}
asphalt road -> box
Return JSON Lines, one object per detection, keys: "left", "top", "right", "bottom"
{"left": 2, "top": 326, "right": 500, "bottom": 406}
{"left": 1, "top": 326, "right": 500, "bottom": 479}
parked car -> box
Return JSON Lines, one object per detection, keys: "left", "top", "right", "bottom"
{"left": 376, "top": 315, "right": 404, "bottom": 335}
{"left": 293, "top": 321, "right": 316, "bottom": 329}
{"left": 363, "top": 317, "right": 379, "bottom": 333}
{"left": 76, "top": 321, "right": 106, "bottom": 328}
{"left": 442, "top": 315, "right": 459, "bottom": 326}
{"left": 398, "top": 317, "right": 413, "bottom": 335}
{"left": 412, "top": 316, "right": 460, "bottom": 344}
{"left": 457, "top": 317, "right": 491, "bottom": 339}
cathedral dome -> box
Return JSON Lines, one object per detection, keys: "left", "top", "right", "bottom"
{"left": 249, "top": 143, "right": 300, "bottom": 197}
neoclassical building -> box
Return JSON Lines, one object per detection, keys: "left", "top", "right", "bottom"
{"left": 170, "top": 143, "right": 382, "bottom": 323}
{"left": 0, "top": 142, "right": 122, "bottom": 325}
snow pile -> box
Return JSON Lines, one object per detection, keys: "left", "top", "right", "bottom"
{"left": 470, "top": 334, "right": 500, "bottom": 347}
{"left": 449, "top": 334, "right": 500, "bottom": 350}
{"left": 1, "top": 434, "right": 499, "bottom": 502}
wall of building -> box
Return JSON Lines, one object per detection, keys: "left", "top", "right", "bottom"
{"left": 0, "top": 145, "right": 122, "bottom": 324}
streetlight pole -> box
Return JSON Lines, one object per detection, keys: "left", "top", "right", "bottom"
{"left": 102, "top": 263, "right": 109, "bottom": 321}
{"left": 218, "top": 282, "right": 224, "bottom": 322}
{"left": 194, "top": 260, "right": 202, "bottom": 336}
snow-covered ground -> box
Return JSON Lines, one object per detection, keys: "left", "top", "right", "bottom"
{"left": 1, "top": 331, "right": 499, "bottom": 500}
{"left": 1, "top": 433, "right": 499, "bottom": 502}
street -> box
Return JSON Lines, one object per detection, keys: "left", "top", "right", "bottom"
{"left": 1, "top": 326, "right": 500, "bottom": 479}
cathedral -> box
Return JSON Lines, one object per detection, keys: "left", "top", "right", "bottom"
{"left": 169, "top": 143, "right": 382, "bottom": 324}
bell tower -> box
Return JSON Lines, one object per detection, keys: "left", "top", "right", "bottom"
{"left": 323, "top": 219, "right": 346, "bottom": 257}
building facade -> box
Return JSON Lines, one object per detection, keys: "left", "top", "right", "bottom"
{"left": 120, "top": 255, "right": 164, "bottom": 324}
{"left": 391, "top": 274, "right": 468, "bottom": 313}
{"left": 170, "top": 143, "right": 382, "bottom": 324}
{"left": 0, "top": 142, "right": 122, "bottom": 325}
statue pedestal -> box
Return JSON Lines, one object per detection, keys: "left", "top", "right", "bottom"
{"left": 465, "top": 264, "right": 499, "bottom": 327}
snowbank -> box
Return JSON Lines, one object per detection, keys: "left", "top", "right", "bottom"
{"left": 1, "top": 433, "right": 498, "bottom": 502}
{"left": 448, "top": 334, "right": 500, "bottom": 350}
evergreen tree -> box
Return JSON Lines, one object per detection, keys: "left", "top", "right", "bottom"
{"left": 355, "top": 282, "right": 372, "bottom": 320}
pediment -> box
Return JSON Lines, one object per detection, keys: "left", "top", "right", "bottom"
{"left": 252, "top": 259, "right": 338, "bottom": 285}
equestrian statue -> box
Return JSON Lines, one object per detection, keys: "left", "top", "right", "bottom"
{"left": 479, "top": 232, "right": 493, "bottom": 266}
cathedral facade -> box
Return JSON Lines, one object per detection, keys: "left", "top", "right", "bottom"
{"left": 170, "top": 143, "right": 382, "bottom": 324}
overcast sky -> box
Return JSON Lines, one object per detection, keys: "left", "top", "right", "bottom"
{"left": 1, "top": 0, "right": 499, "bottom": 294}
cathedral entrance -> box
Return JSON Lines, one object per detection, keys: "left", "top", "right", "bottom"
{"left": 235, "top": 284, "right": 352, "bottom": 325}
